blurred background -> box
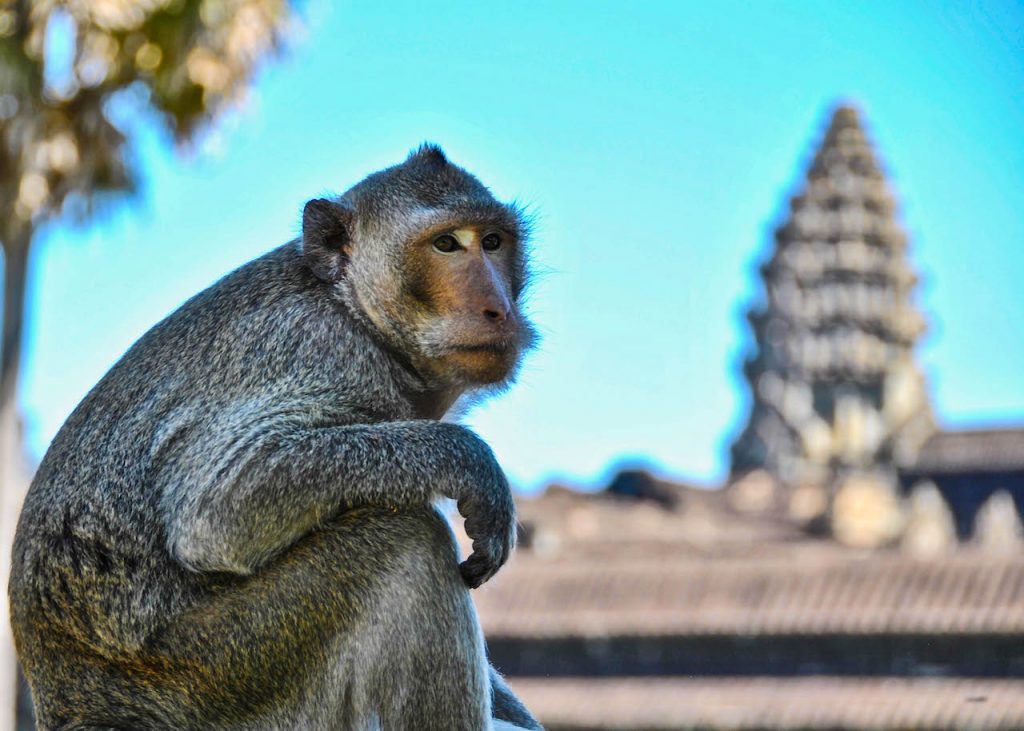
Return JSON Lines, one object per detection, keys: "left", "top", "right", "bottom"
{"left": 1, "top": 1, "right": 1022, "bottom": 730}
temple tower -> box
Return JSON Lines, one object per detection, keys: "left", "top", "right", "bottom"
{"left": 729, "top": 104, "right": 933, "bottom": 543}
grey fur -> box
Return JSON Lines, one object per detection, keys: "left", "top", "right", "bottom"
{"left": 9, "top": 145, "right": 543, "bottom": 731}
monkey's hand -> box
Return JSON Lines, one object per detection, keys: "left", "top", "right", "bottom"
{"left": 439, "top": 424, "right": 517, "bottom": 589}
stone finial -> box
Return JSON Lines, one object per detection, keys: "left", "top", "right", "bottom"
{"left": 973, "top": 490, "right": 1024, "bottom": 552}
{"left": 832, "top": 474, "right": 904, "bottom": 548}
{"left": 901, "top": 481, "right": 956, "bottom": 556}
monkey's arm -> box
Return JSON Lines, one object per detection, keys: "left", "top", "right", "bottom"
{"left": 160, "top": 420, "right": 513, "bottom": 587}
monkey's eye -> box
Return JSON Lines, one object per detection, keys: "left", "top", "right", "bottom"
{"left": 481, "top": 233, "right": 502, "bottom": 252}
{"left": 432, "top": 234, "right": 461, "bottom": 254}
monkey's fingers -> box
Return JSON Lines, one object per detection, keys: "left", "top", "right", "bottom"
{"left": 459, "top": 553, "right": 499, "bottom": 589}
{"left": 459, "top": 528, "right": 512, "bottom": 588}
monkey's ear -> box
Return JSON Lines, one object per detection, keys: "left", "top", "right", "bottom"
{"left": 302, "top": 198, "right": 354, "bottom": 282}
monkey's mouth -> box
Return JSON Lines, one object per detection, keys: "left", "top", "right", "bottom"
{"left": 439, "top": 340, "right": 520, "bottom": 384}
{"left": 448, "top": 342, "right": 514, "bottom": 355}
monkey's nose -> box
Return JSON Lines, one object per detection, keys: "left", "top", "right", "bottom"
{"left": 482, "top": 306, "right": 506, "bottom": 323}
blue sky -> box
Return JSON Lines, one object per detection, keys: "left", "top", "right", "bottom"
{"left": 20, "top": 0, "right": 1024, "bottom": 492}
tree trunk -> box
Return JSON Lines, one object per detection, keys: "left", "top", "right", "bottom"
{"left": 1, "top": 239, "right": 29, "bottom": 414}
{"left": 0, "top": 236, "right": 32, "bottom": 731}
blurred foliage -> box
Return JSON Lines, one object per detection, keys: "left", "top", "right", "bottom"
{"left": 0, "top": 0, "right": 296, "bottom": 404}
{"left": 0, "top": 0, "right": 294, "bottom": 240}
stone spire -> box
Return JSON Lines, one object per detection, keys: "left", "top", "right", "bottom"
{"left": 729, "top": 103, "right": 933, "bottom": 541}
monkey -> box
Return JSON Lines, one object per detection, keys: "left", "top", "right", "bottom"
{"left": 9, "top": 144, "right": 544, "bottom": 731}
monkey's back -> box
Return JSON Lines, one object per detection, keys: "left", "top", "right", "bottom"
{"left": 8, "top": 242, "right": 383, "bottom": 727}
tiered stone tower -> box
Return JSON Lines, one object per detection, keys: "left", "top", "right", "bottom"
{"left": 729, "top": 104, "right": 934, "bottom": 545}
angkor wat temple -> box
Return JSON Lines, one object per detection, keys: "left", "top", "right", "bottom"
{"left": 471, "top": 105, "right": 1024, "bottom": 731}
{"left": 728, "top": 103, "right": 1023, "bottom": 549}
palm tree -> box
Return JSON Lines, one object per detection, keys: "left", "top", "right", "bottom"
{"left": 0, "top": 2, "right": 298, "bottom": 725}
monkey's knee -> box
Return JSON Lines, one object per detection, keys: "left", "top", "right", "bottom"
{"left": 327, "top": 505, "right": 462, "bottom": 584}
{"left": 353, "top": 506, "right": 472, "bottom": 621}
{"left": 350, "top": 509, "right": 490, "bottom": 729}
{"left": 381, "top": 507, "right": 463, "bottom": 576}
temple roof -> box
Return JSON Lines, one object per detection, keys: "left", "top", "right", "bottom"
{"left": 477, "top": 551, "right": 1024, "bottom": 638}
{"left": 470, "top": 480, "right": 1024, "bottom": 638}
{"left": 462, "top": 432, "right": 1024, "bottom": 731}
{"left": 909, "top": 426, "right": 1024, "bottom": 475}
{"left": 506, "top": 677, "right": 1024, "bottom": 731}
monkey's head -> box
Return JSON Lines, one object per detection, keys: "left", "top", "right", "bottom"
{"left": 302, "top": 144, "right": 536, "bottom": 389}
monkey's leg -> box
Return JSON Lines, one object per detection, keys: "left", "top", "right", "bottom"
{"left": 150, "top": 506, "right": 492, "bottom": 730}
{"left": 317, "top": 509, "right": 540, "bottom": 731}
{"left": 356, "top": 510, "right": 492, "bottom": 731}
